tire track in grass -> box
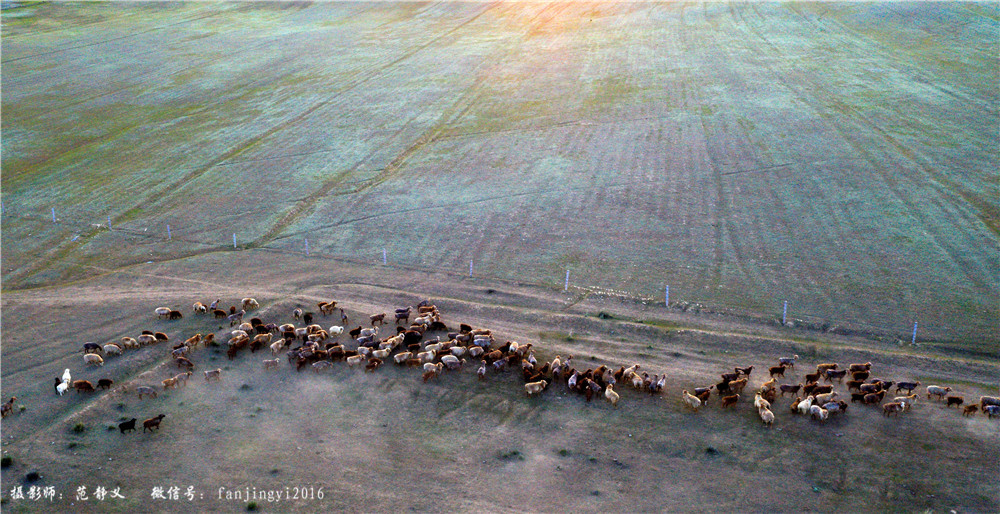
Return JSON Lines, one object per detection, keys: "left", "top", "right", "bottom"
{"left": 728, "top": 3, "right": 872, "bottom": 322}
{"left": 1, "top": 5, "right": 236, "bottom": 64}
{"left": 7, "top": 3, "right": 501, "bottom": 285}
{"left": 248, "top": 1, "right": 508, "bottom": 246}
{"left": 740, "top": 3, "right": 998, "bottom": 296}
{"left": 255, "top": 2, "right": 586, "bottom": 245}
{"left": 7, "top": 2, "right": 375, "bottom": 127}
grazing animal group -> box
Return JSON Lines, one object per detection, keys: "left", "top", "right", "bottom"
{"left": 23, "top": 296, "right": 992, "bottom": 442}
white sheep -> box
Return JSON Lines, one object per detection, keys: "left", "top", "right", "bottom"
{"left": 440, "top": 355, "right": 464, "bottom": 371}
{"left": 416, "top": 350, "right": 435, "bottom": 364}
{"left": 102, "top": 343, "right": 123, "bottom": 356}
{"left": 797, "top": 395, "right": 815, "bottom": 415}
{"left": 136, "top": 334, "right": 157, "bottom": 345}
{"left": 83, "top": 353, "right": 104, "bottom": 366}
{"left": 393, "top": 351, "right": 412, "bottom": 365}
{"left": 121, "top": 337, "right": 139, "bottom": 350}
{"left": 61, "top": 368, "right": 72, "bottom": 384}
{"left": 346, "top": 355, "right": 365, "bottom": 367}
{"left": 328, "top": 326, "right": 344, "bottom": 335}
{"left": 241, "top": 297, "right": 259, "bottom": 310}
{"left": 926, "top": 385, "right": 952, "bottom": 400}
{"left": 56, "top": 381, "right": 70, "bottom": 396}
{"left": 809, "top": 404, "right": 829, "bottom": 422}
{"left": 155, "top": 307, "right": 171, "bottom": 319}
{"left": 270, "top": 340, "right": 286, "bottom": 355}
{"left": 778, "top": 354, "right": 799, "bottom": 367}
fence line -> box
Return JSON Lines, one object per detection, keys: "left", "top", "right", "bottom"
{"left": 0, "top": 206, "right": 966, "bottom": 344}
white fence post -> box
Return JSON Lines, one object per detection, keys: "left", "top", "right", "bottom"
{"left": 911, "top": 322, "right": 918, "bottom": 344}
{"left": 782, "top": 300, "right": 788, "bottom": 325}
{"left": 665, "top": 285, "right": 670, "bottom": 307}
{"left": 233, "top": 233, "right": 237, "bottom": 249}
{"left": 108, "top": 215, "right": 112, "bottom": 229}
{"left": 564, "top": 269, "right": 570, "bottom": 291}
{"left": 51, "top": 207, "right": 56, "bottom": 222}
{"left": 305, "top": 238, "right": 309, "bottom": 256}
{"left": 167, "top": 224, "right": 171, "bottom": 240}
{"left": 469, "top": 260, "right": 473, "bottom": 277}
{"left": 382, "top": 248, "right": 387, "bottom": 265}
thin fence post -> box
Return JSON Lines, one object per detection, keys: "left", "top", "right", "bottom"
{"left": 167, "top": 224, "right": 171, "bottom": 240}
{"left": 305, "top": 238, "right": 309, "bottom": 256}
{"left": 233, "top": 233, "right": 237, "bottom": 249}
{"left": 469, "top": 260, "right": 473, "bottom": 277}
{"left": 108, "top": 215, "right": 112, "bottom": 230}
{"left": 782, "top": 300, "right": 788, "bottom": 325}
{"left": 52, "top": 207, "right": 56, "bottom": 222}
{"left": 564, "top": 269, "right": 570, "bottom": 292}
{"left": 911, "top": 322, "right": 918, "bottom": 344}
{"left": 382, "top": 248, "right": 387, "bottom": 265}
{"left": 665, "top": 285, "right": 670, "bottom": 307}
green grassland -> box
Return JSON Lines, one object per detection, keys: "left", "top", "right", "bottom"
{"left": 3, "top": 1, "right": 998, "bottom": 344}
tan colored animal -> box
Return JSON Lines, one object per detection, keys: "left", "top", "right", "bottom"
{"left": 204, "top": 368, "right": 222, "bottom": 382}
{"left": 83, "top": 353, "right": 104, "bottom": 366}
{"left": 759, "top": 406, "right": 775, "bottom": 427}
{"left": 604, "top": 384, "right": 620, "bottom": 407}
{"left": 681, "top": 390, "right": 701, "bottom": 411}
{"left": 524, "top": 380, "right": 548, "bottom": 397}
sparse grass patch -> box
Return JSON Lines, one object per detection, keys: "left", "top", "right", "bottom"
{"left": 497, "top": 449, "right": 523, "bottom": 461}
{"left": 72, "top": 422, "right": 87, "bottom": 434}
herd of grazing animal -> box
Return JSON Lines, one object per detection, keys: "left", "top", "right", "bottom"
{"left": 679, "top": 355, "right": 999, "bottom": 426}
{"left": 13, "top": 296, "right": 997, "bottom": 437}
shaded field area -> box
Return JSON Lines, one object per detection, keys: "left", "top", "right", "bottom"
{"left": 2, "top": 1, "right": 998, "bottom": 343}
{"left": 0, "top": 252, "right": 998, "bottom": 512}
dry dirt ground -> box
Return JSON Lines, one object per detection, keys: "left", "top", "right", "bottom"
{"left": 0, "top": 251, "right": 997, "bottom": 513}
